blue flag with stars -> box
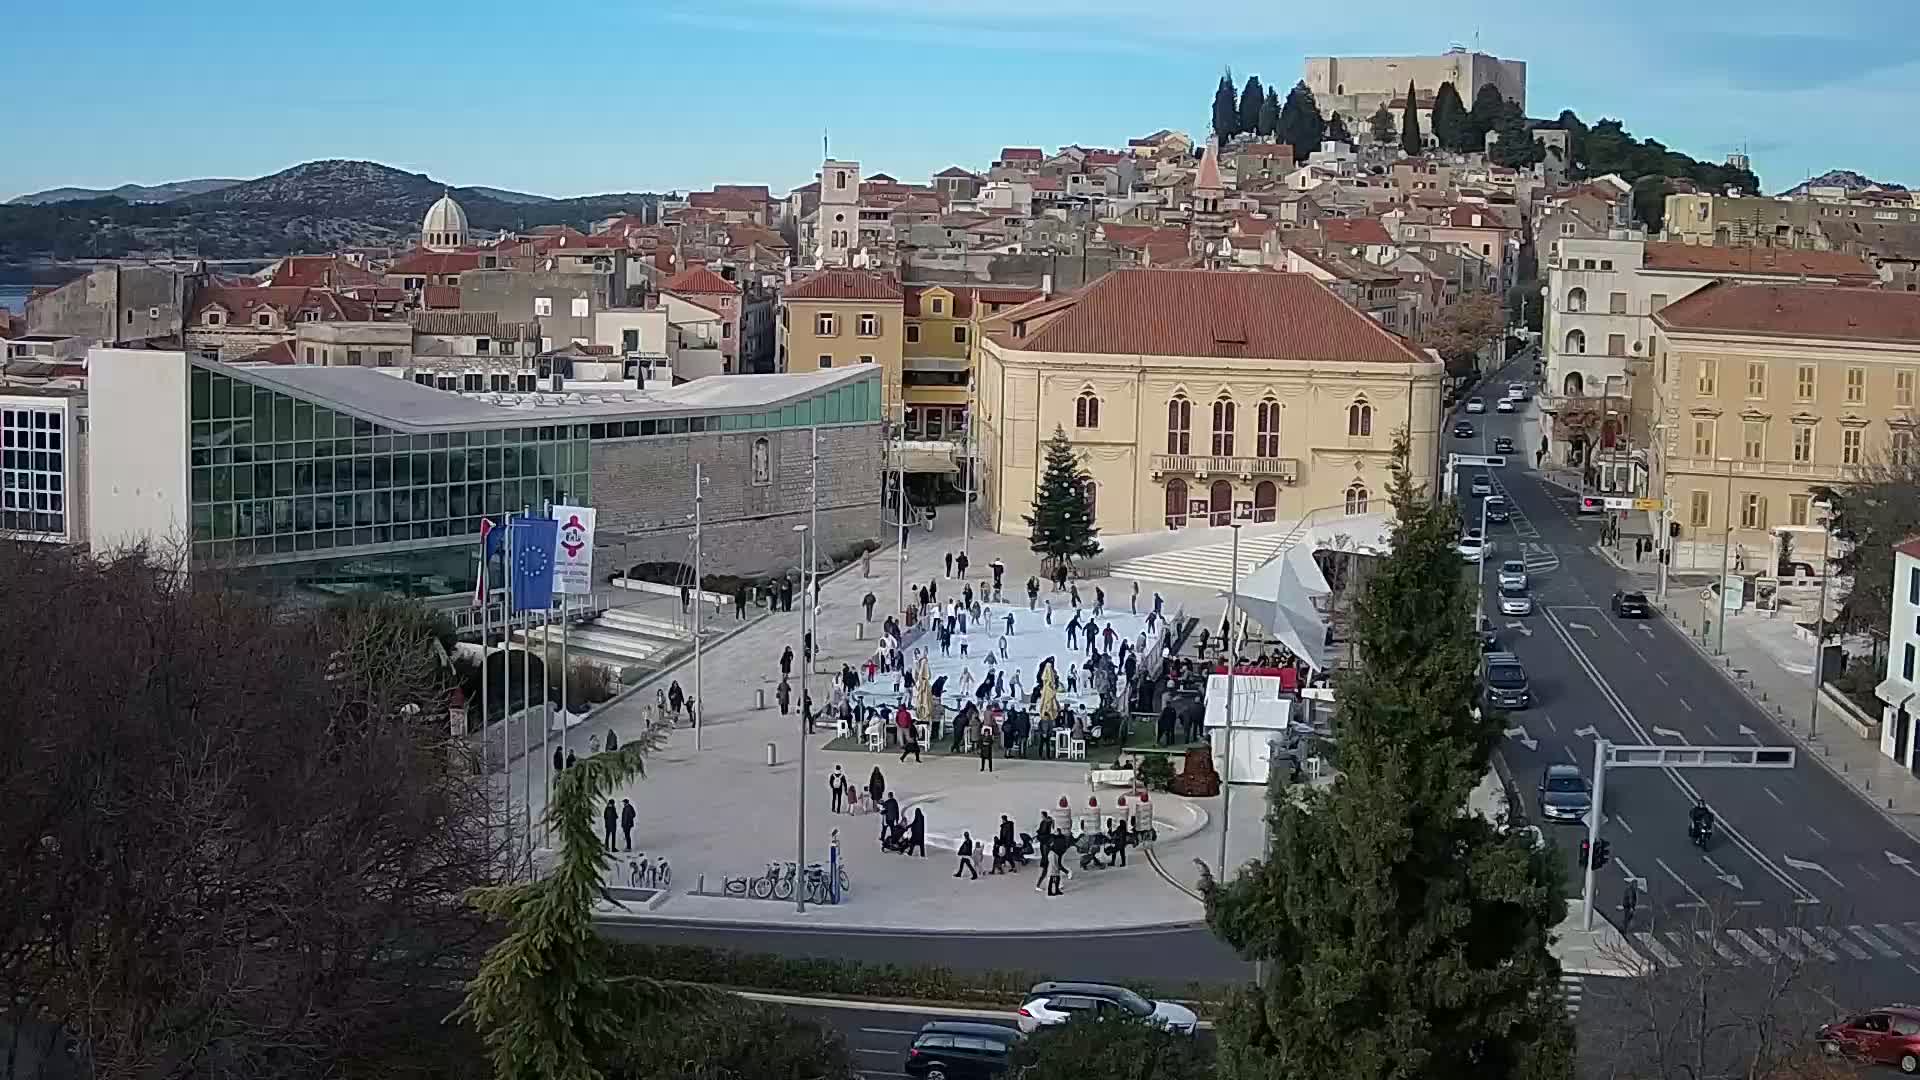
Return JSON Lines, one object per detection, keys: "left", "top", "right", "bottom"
{"left": 509, "top": 516, "right": 559, "bottom": 613}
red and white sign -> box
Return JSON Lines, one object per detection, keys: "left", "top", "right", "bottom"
{"left": 552, "top": 504, "right": 597, "bottom": 595}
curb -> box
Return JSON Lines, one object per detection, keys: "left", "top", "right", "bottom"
{"left": 1143, "top": 845, "right": 1204, "bottom": 903}
{"left": 592, "top": 911, "right": 1215, "bottom": 938}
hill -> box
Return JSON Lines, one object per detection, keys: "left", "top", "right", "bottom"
{"left": 0, "top": 160, "right": 656, "bottom": 260}
{"left": 8, "top": 178, "right": 243, "bottom": 206}
{"left": 1776, "top": 169, "right": 1908, "bottom": 198}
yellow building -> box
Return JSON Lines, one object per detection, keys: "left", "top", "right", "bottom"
{"left": 976, "top": 269, "right": 1445, "bottom": 536}
{"left": 777, "top": 269, "right": 905, "bottom": 405}
{"left": 1652, "top": 282, "right": 1920, "bottom": 571}
{"left": 901, "top": 283, "right": 1043, "bottom": 439}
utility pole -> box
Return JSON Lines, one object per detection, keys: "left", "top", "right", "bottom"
{"left": 1581, "top": 737, "right": 1607, "bottom": 931}
{"left": 1809, "top": 500, "right": 1832, "bottom": 737}
{"left": 793, "top": 521, "right": 810, "bottom": 913}
{"left": 1216, "top": 521, "right": 1242, "bottom": 880}
{"left": 693, "top": 463, "right": 706, "bottom": 751}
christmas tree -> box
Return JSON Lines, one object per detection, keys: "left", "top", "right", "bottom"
{"left": 1025, "top": 426, "right": 1102, "bottom": 571}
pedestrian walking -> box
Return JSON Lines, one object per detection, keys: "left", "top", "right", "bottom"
{"left": 620, "top": 798, "right": 636, "bottom": 851}
{"left": 908, "top": 808, "right": 927, "bottom": 857}
{"left": 1004, "top": 610, "right": 1015, "bottom": 636}
{"left": 979, "top": 721, "right": 995, "bottom": 772}
{"left": 863, "top": 591, "right": 877, "bottom": 621}
{"left": 1130, "top": 581, "right": 1139, "bottom": 613}
{"left": 606, "top": 729, "right": 619, "bottom": 752}
{"left": 880, "top": 790, "right": 900, "bottom": 842}
{"left": 565, "top": 749, "right": 576, "bottom": 769}
{"left": 829, "top": 764, "right": 847, "bottom": 813}
{"left": 991, "top": 559, "right": 1005, "bottom": 591}
{"left": 955, "top": 832, "right": 979, "bottom": 879}
{"left": 1027, "top": 577, "right": 1039, "bottom": 609}
{"left": 945, "top": 551, "right": 954, "bottom": 578}
{"left": 862, "top": 548, "right": 874, "bottom": 578}
{"left": 680, "top": 583, "right": 691, "bottom": 617}
{"left": 602, "top": 799, "right": 618, "bottom": 850}
{"left": 899, "top": 723, "right": 922, "bottom": 763}
{"left": 1034, "top": 815, "right": 1055, "bottom": 890}
{"left": 734, "top": 588, "right": 748, "bottom": 620}
{"left": 776, "top": 677, "right": 792, "bottom": 715}
{"left": 956, "top": 552, "right": 970, "bottom": 579}
{"left": 1045, "top": 601, "right": 1053, "bottom": 625}
{"left": 553, "top": 744, "right": 565, "bottom": 775}
{"left": 803, "top": 694, "right": 816, "bottom": 735}
{"left": 1069, "top": 583, "right": 1080, "bottom": 608}
{"left": 868, "top": 767, "right": 886, "bottom": 808}
{"left": 780, "top": 645, "right": 794, "bottom": 679}
{"left": 1094, "top": 586, "right": 1105, "bottom": 615}
{"left": 1046, "top": 846, "right": 1065, "bottom": 896}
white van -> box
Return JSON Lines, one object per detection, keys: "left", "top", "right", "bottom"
{"left": 1506, "top": 383, "right": 1529, "bottom": 402}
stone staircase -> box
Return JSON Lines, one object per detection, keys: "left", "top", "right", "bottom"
{"left": 516, "top": 606, "right": 704, "bottom": 679}
{"left": 1107, "top": 523, "right": 1310, "bottom": 592}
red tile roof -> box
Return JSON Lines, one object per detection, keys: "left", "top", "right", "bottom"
{"left": 661, "top": 264, "right": 740, "bottom": 297}
{"left": 235, "top": 340, "right": 299, "bottom": 365}
{"left": 689, "top": 189, "right": 767, "bottom": 212}
{"left": 1437, "top": 206, "right": 1509, "bottom": 230}
{"left": 1641, "top": 242, "right": 1876, "bottom": 282}
{"left": 998, "top": 147, "right": 1043, "bottom": 161}
{"left": 268, "top": 255, "right": 384, "bottom": 289}
{"left": 388, "top": 249, "right": 485, "bottom": 275}
{"left": 1030, "top": 176, "right": 1064, "bottom": 192}
{"left": 422, "top": 284, "right": 461, "bottom": 309}
{"left": 1655, "top": 282, "right": 1920, "bottom": 343}
{"left": 190, "top": 285, "right": 371, "bottom": 323}
{"left": 1232, "top": 142, "right": 1297, "bottom": 159}
{"left": 1323, "top": 218, "right": 1393, "bottom": 246}
{"left": 1085, "top": 150, "right": 1125, "bottom": 165}
{"left": 1896, "top": 535, "right": 1920, "bottom": 560}
{"left": 1099, "top": 224, "right": 1188, "bottom": 250}
{"left": 995, "top": 269, "right": 1428, "bottom": 363}
{"left": 783, "top": 269, "right": 903, "bottom": 302}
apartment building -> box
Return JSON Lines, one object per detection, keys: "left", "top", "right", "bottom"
{"left": 777, "top": 269, "right": 905, "bottom": 406}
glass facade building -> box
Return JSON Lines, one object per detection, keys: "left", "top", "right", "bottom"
{"left": 0, "top": 399, "right": 71, "bottom": 541}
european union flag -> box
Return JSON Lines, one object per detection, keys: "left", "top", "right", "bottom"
{"left": 509, "top": 516, "right": 559, "bottom": 613}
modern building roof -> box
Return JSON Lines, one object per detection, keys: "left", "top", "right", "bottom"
{"left": 1653, "top": 281, "right": 1920, "bottom": 344}
{"left": 210, "top": 358, "right": 881, "bottom": 433}
{"left": 783, "top": 269, "right": 903, "bottom": 302}
{"left": 1640, "top": 241, "right": 1877, "bottom": 281}
{"left": 990, "top": 269, "right": 1429, "bottom": 363}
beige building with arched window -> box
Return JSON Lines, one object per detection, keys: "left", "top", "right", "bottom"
{"left": 975, "top": 269, "right": 1445, "bottom": 537}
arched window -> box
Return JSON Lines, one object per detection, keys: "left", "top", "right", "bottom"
{"left": 1565, "top": 329, "right": 1586, "bottom": 355}
{"left": 1164, "top": 478, "right": 1188, "bottom": 528}
{"left": 1166, "top": 395, "right": 1192, "bottom": 455}
{"left": 1209, "top": 480, "right": 1233, "bottom": 526}
{"left": 1082, "top": 479, "right": 1098, "bottom": 524}
{"left": 1563, "top": 371, "right": 1585, "bottom": 397}
{"left": 1256, "top": 397, "right": 1281, "bottom": 457}
{"left": 1345, "top": 481, "right": 1370, "bottom": 516}
{"left": 1211, "top": 395, "right": 1236, "bottom": 456}
{"left": 1075, "top": 390, "right": 1101, "bottom": 429}
{"left": 1254, "top": 480, "right": 1277, "bottom": 522}
{"left": 750, "top": 437, "right": 771, "bottom": 485}
{"left": 1566, "top": 287, "right": 1587, "bottom": 312}
{"left": 1347, "top": 398, "right": 1373, "bottom": 437}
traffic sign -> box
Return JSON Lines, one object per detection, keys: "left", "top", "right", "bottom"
{"left": 1600, "top": 497, "right": 1664, "bottom": 511}
{"left": 1450, "top": 454, "right": 1508, "bottom": 468}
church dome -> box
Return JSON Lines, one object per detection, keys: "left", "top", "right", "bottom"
{"left": 421, "top": 193, "right": 469, "bottom": 251}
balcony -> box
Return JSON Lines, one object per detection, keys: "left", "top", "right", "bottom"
{"left": 1150, "top": 454, "right": 1300, "bottom": 483}
{"left": 1668, "top": 456, "right": 1865, "bottom": 483}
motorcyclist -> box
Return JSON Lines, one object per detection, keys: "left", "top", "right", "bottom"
{"left": 1688, "top": 801, "right": 1715, "bottom": 840}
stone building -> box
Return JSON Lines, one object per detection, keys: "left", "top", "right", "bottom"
{"left": 26, "top": 266, "right": 190, "bottom": 346}
{"left": 1305, "top": 48, "right": 1527, "bottom": 123}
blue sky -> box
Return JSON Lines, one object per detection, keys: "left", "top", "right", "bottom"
{"left": 2, "top": 0, "right": 1912, "bottom": 202}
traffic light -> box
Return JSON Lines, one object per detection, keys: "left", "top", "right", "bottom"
{"left": 1579, "top": 838, "right": 1592, "bottom": 868}
{"left": 1592, "top": 840, "right": 1611, "bottom": 871}
{"left": 1581, "top": 496, "right": 1604, "bottom": 513}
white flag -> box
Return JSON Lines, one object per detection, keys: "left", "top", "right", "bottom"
{"left": 552, "top": 504, "right": 597, "bottom": 595}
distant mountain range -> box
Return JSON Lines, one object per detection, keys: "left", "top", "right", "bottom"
{"left": 0, "top": 160, "right": 656, "bottom": 260}
{"left": 8, "top": 178, "right": 245, "bottom": 205}
{"left": 1776, "top": 169, "right": 1909, "bottom": 197}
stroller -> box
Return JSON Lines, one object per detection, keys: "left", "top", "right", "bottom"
{"left": 1073, "top": 830, "right": 1109, "bottom": 871}
{"left": 994, "top": 832, "right": 1035, "bottom": 872}
{"left": 880, "top": 820, "right": 912, "bottom": 854}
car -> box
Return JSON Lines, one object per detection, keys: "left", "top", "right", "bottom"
{"left": 1018, "top": 982, "right": 1199, "bottom": 1036}
{"left": 1498, "top": 583, "right": 1534, "bottom": 616}
{"left": 1457, "top": 530, "right": 1488, "bottom": 562}
{"left": 1611, "top": 590, "right": 1652, "bottom": 618}
{"left": 904, "top": 1021, "right": 1022, "bottom": 1079}
{"left": 1483, "top": 651, "right": 1531, "bottom": 709}
{"left": 1484, "top": 496, "right": 1511, "bottom": 524}
{"left": 1479, "top": 616, "right": 1499, "bottom": 651}
{"left": 1495, "top": 398, "right": 1515, "bottom": 413}
{"left": 1493, "top": 435, "right": 1515, "bottom": 454}
{"left": 1453, "top": 420, "right": 1476, "bottom": 438}
{"left": 1464, "top": 397, "right": 1486, "bottom": 414}
{"left": 1470, "top": 474, "right": 1493, "bottom": 496}
{"left": 1819, "top": 1006, "right": 1920, "bottom": 1073}
{"left": 1536, "top": 763, "right": 1593, "bottom": 823}
{"left": 1497, "top": 559, "right": 1528, "bottom": 589}
{"left": 1507, "top": 383, "right": 1530, "bottom": 401}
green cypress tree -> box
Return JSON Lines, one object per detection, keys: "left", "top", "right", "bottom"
{"left": 1368, "top": 103, "right": 1397, "bottom": 146}
{"left": 1399, "top": 81, "right": 1423, "bottom": 156}
{"left": 1431, "top": 81, "right": 1469, "bottom": 151}
{"left": 1239, "top": 75, "right": 1266, "bottom": 141}
{"left": 1277, "top": 80, "right": 1326, "bottom": 162}
{"left": 1202, "top": 433, "right": 1576, "bottom": 1080}
{"left": 1258, "top": 88, "right": 1280, "bottom": 138}
{"left": 1213, "top": 71, "right": 1240, "bottom": 141}
{"left": 1025, "top": 425, "right": 1101, "bottom": 571}
{"left": 1467, "top": 83, "right": 1508, "bottom": 150}
{"left": 1325, "top": 111, "right": 1352, "bottom": 145}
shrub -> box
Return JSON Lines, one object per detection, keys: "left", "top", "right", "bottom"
{"left": 1134, "top": 754, "right": 1176, "bottom": 792}
{"left": 562, "top": 657, "right": 617, "bottom": 706}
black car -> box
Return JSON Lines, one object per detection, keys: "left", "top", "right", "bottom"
{"left": 1453, "top": 421, "right": 1476, "bottom": 438}
{"left": 1484, "top": 496, "right": 1511, "bottom": 523}
{"left": 1493, "top": 436, "right": 1515, "bottom": 454}
{"left": 1478, "top": 616, "right": 1499, "bottom": 652}
{"left": 1611, "top": 590, "right": 1652, "bottom": 618}
{"left": 904, "top": 1021, "right": 1021, "bottom": 1079}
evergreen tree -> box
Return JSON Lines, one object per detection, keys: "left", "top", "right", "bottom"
{"left": 1467, "top": 83, "right": 1508, "bottom": 150}
{"left": 1202, "top": 434, "right": 1575, "bottom": 1080}
{"left": 1368, "top": 103, "right": 1397, "bottom": 145}
{"left": 1399, "top": 81, "right": 1423, "bottom": 156}
{"left": 1489, "top": 103, "right": 1546, "bottom": 169}
{"left": 1239, "top": 75, "right": 1266, "bottom": 141}
{"left": 1325, "top": 111, "right": 1352, "bottom": 145}
{"left": 1025, "top": 426, "right": 1101, "bottom": 570}
{"left": 1213, "top": 70, "right": 1240, "bottom": 141}
{"left": 1258, "top": 88, "right": 1280, "bottom": 138}
{"left": 1431, "top": 81, "right": 1469, "bottom": 151}
{"left": 1277, "top": 80, "right": 1326, "bottom": 162}
{"left": 1009, "top": 1017, "right": 1215, "bottom": 1080}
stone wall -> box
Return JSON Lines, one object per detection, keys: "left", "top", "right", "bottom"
{"left": 589, "top": 421, "right": 882, "bottom": 579}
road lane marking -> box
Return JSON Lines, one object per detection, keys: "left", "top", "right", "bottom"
{"left": 1635, "top": 932, "right": 1682, "bottom": 968}
{"left": 1727, "top": 929, "right": 1773, "bottom": 961}
{"left": 1878, "top": 923, "right": 1920, "bottom": 954}
{"left": 1805, "top": 825, "right": 1828, "bottom": 844}
{"left": 860, "top": 1029, "right": 923, "bottom": 1037}
{"left": 1820, "top": 927, "right": 1873, "bottom": 961}
{"left": 1756, "top": 928, "right": 1806, "bottom": 960}
{"left": 1847, "top": 926, "right": 1901, "bottom": 959}
{"left": 1764, "top": 787, "right": 1783, "bottom": 805}
{"left": 1678, "top": 698, "right": 1692, "bottom": 712}
{"left": 1657, "top": 857, "right": 1709, "bottom": 906}
{"left": 1787, "top": 927, "right": 1839, "bottom": 962}
{"left": 1696, "top": 929, "right": 1744, "bottom": 964}
{"left": 1655, "top": 672, "right": 1669, "bottom": 685}
{"left": 1860, "top": 865, "right": 1880, "bottom": 882}
{"left": 1614, "top": 814, "right": 1633, "bottom": 834}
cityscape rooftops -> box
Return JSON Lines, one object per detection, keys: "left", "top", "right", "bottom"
{"left": 1653, "top": 281, "right": 1920, "bottom": 344}
{"left": 1640, "top": 241, "right": 1877, "bottom": 282}
{"left": 783, "top": 268, "right": 903, "bottom": 302}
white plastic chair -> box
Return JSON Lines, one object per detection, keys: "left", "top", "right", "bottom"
{"left": 1054, "top": 729, "right": 1072, "bottom": 759}
{"left": 914, "top": 722, "right": 932, "bottom": 750}
{"left": 1068, "top": 735, "right": 1087, "bottom": 762}
{"left": 835, "top": 714, "right": 852, "bottom": 739}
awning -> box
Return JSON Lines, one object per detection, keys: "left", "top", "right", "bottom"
{"left": 1873, "top": 677, "right": 1916, "bottom": 709}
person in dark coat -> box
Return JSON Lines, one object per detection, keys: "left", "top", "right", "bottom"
{"left": 954, "top": 831, "right": 978, "bottom": 879}
{"left": 780, "top": 645, "right": 794, "bottom": 679}
{"left": 863, "top": 591, "right": 877, "bottom": 621}
{"left": 880, "top": 790, "right": 900, "bottom": 842}
{"left": 868, "top": 767, "right": 886, "bottom": 807}
{"left": 1034, "top": 814, "right": 1056, "bottom": 890}
{"left": 565, "top": 749, "right": 576, "bottom": 769}
{"left": 620, "top": 798, "right": 636, "bottom": 851}
{"left": 978, "top": 720, "right": 995, "bottom": 772}
{"left": 907, "top": 808, "right": 927, "bottom": 857}
{"left": 1159, "top": 702, "right": 1178, "bottom": 746}
{"left": 553, "top": 744, "right": 565, "bottom": 775}
{"left": 602, "top": 799, "right": 618, "bottom": 849}
{"left": 606, "top": 729, "right": 620, "bottom": 752}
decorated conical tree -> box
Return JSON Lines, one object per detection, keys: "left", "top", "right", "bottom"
{"left": 1025, "top": 425, "right": 1102, "bottom": 572}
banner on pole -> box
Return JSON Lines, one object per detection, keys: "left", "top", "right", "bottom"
{"left": 552, "top": 504, "right": 597, "bottom": 595}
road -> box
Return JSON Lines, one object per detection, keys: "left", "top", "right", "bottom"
{"left": 1453, "top": 352, "right": 1920, "bottom": 1011}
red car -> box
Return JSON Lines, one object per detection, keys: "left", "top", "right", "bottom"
{"left": 1818, "top": 1005, "right": 1920, "bottom": 1073}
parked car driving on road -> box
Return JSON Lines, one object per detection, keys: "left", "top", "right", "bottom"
{"left": 1495, "top": 398, "right": 1515, "bottom": 413}
{"left": 1470, "top": 474, "right": 1493, "bottom": 496}
{"left": 1498, "top": 583, "right": 1534, "bottom": 616}
{"left": 1457, "top": 529, "right": 1489, "bottom": 562}
{"left": 1018, "top": 982, "right": 1198, "bottom": 1036}
{"left": 1498, "top": 559, "right": 1527, "bottom": 589}
{"left": 1483, "top": 651, "right": 1531, "bottom": 709}
{"left": 1611, "top": 590, "right": 1651, "bottom": 618}
{"left": 1484, "top": 496, "right": 1510, "bottom": 523}
{"left": 1453, "top": 420, "right": 1476, "bottom": 438}
{"left": 1537, "top": 763, "right": 1593, "bottom": 823}
{"left": 904, "top": 1022, "right": 1022, "bottom": 1079}
{"left": 1817, "top": 1005, "right": 1920, "bottom": 1073}
{"left": 1465, "top": 397, "right": 1486, "bottom": 413}
{"left": 1493, "top": 436, "right": 1515, "bottom": 454}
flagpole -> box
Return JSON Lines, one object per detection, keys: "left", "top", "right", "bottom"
{"left": 540, "top": 499, "right": 553, "bottom": 853}
{"left": 502, "top": 512, "right": 518, "bottom": 876}
{"left": 479, "top": 520, "right": 491, "bottom": 781}
{"left": 519, "top": 506, "right": 533, "bottom": 878}
{"left": 693, "top": 464, "right": 705, "bottom": 751}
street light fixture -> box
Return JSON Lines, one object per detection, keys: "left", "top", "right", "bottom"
{"left": 792, "top": 522, "right": 811, "bottom": 914}
{"left": 1809, "top": 499, "right": 1833, "bottom": 737}
{"left": 1715, "top": 456, "right": 1736, "bottom": 654}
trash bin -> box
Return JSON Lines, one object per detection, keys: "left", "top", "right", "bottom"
{"left": 766, "top": 742, "right": 778, "bottom": 767}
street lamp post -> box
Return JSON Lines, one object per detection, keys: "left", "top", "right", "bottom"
{"left": 1476, "top": 496, "right": 1491, "bottom": 627}
{"left": 1716, "top": 457, "right": 1735, "bottom": 654}
{"left": 792, "top": 522, "right": 811, "bottom": 914}
{"left": 1809, "top": 500, "right": 1833, "bottom": 737}
{"left": 1216, "top": 522, "right": 1242, "bottom": 881}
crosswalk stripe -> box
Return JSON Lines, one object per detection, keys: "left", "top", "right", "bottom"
{"left": 1825, "top": 927, "right": 1876, "bottom": 961}
{"left": 1756, "top": 928, "right": 1807, "bottom": 961}
{"left": 1904, "top": 921, "right": 1920, "bottom": 944}
{"left": 1635, "top": 931, "right": 1682, "bottom": 968}
{"left": 1696, "top": 930, "right": 1744, "bottom": 964}
{"left": 1878, "top": 923, "right": 1920, "bottom": 955}
{"left": 1727, "top": 929, "right": 1774, "bottom": 962}
{"left": 1789, "top": 927, "right": 1840, "bottom": 962}
{"left": 1663, "top": 932, "right": 1696, "bottom": 963}
{"left": 1849, "top": 926, "right": 1903, "bottom": 959}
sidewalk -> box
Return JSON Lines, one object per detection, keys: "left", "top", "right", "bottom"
{"left": 1657, "top": 588, "right": 1920, "bottom": 842}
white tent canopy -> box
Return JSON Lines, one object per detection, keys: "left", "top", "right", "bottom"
{"left": 1224, "top": 546, "right": 1329, "bottom": 671}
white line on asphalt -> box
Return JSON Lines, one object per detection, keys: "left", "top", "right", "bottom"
{"left": 738, "top": 992, "right": 1016, "bottom": 1020}
{"left": 1727, "top": 929, "right": 1773, "bottom": 961}
{"left": 1655, "top": 672, "right": 1669, "bottom": 685}
{"left": 1657, "top": 857, "right": 1710, "bottom": 906}
{"left": 860, "top": 1029, "right": 924, "bottom": 1037}
{"left": 1879, "top": 923, "right": 1920, "bottom": 954}
{"left": 1849, "top": 926, "right": 1902, "bottom": 959}
{"left": 1788, "top": 927, "right": 1840, "bottom": 962}
{"left": 855, "top": 1048, "right": 899, "bottom": 1056}
{"left": 1678, "top": 698, "right": 1693, "bottom": 711}
{"left": 1634, "top": 932, "right": 1682, "bottom": 968}
{"left": 1820, "top": 927, "right": 1873, "bottom": 961}
{"left": 1634, "top": 649, "right": 1645, "bottom": 661}
{"left": 1695, "top": 929, "right": 1744, "bottom": 964}
{"left": 1564, "top": 746, "right": 1578, "bottom": 763}
{"left": 1765, "top": 787, "right": 1784, "bottom": 805}
{"left": 1806, "top": 825, "right": 1829, "bottom": 844}
{"left": 1861, "top": 865, "right": 1881, "bottom": 882}
{"left": 1756, "top": 928, "right": 1806, "bottom": 961}
{"left": 1614, "top": 814, "right": 1633, "bottom": 833}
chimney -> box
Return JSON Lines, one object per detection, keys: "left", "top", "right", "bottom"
{"left": 1041, "top": 272, "right": 1053, "bottom": 298}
